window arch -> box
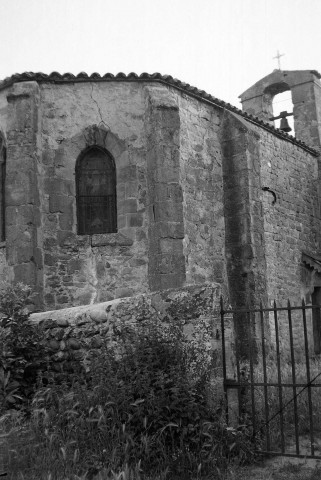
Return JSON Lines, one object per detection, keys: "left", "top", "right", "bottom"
{"left": 76, "top": 146, "right": 117, "bottom": 235}
{"left": 0, "top": 136, "right": 6, "bottom": 242}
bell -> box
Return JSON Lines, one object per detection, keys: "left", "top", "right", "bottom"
{"left": 280, "top": 117, "right": 292, "bottom": 133}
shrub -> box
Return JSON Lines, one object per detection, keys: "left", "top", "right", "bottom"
{"left": 0, "top": 282, "right": 48, "bottom": 413}
{"left": 3, "top": 315, "right": 257, "bottom": 479}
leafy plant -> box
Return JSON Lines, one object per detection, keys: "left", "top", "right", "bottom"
{"left": 1, "top": 314, "right": 257, "bottom": 479}
{"left": 0, "top": 282, "right": 48, "bottom": 413}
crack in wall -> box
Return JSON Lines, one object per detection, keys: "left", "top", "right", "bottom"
{"left": 90, "top": 83, "right": 105, "bottom": 125}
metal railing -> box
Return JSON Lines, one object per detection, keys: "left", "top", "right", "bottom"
{"left": 220, "top": 297, "right": 321, "bottom": 459}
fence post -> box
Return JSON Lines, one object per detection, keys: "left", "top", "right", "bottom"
{"left": 221, "top": 297, "right": 240, "bottom": 426}
{"left": 0, "top": 432, "right": 8, "bottom": 477}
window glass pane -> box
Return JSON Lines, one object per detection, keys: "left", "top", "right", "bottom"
{"left": 77, "top": 147, "right": 117, "bottom": 235}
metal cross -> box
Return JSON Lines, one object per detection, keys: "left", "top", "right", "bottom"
{"left": 273, "top": 50, "right": 285, "bottom": 70}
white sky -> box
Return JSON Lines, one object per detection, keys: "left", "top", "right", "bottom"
{"left": 0, "top": 0, "right": 320, "bottom": 109}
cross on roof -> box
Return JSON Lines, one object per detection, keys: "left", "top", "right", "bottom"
{"left": 273, "top": 50, "right": 285, "bottom": 70}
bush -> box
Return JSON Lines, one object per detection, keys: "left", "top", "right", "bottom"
{"left": 2, "top": 315, "right": 257, "bottom": 479}
{"left": 0, "top": 282, "right": 48, "bottom": 413}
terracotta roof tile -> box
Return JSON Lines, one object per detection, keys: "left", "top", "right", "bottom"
{"left": 0, "top": 71, "right": 318, "bottom": 156}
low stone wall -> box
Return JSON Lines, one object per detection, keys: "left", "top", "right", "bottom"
{"left": 31, "top": 283, "right": 222, "bottom": 378}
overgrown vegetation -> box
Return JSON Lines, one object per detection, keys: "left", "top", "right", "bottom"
{"left": 7, "top": 283, "right": 320, "bottom": 478}
{"left": 0, "top": 282, "right": 47, "bottom": 413}
{"left": 0, "top": 284, "right": 257, "bottom": 479}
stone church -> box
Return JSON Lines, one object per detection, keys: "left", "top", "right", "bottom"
{"left": 0, "top": 68, "right": 321, "bottom": 319}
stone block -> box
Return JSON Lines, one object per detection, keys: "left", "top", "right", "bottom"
{"left": 147, "top": 151, "right": 180, "bottom": 183}
{"left": 59, "top": 212, "right": 74, "bottom": 231}
{"left": 117, "top": 215, "right": 126, "bottom": 229}
{"left": 44, "top": 293, "right": 55, "bottom": 306}
{"left": 118, "top": 165, "right": 137, "bottom": 183}
{"left": 116, "top": 227, "right": 136, "bottom": 241}
{"left": 89, "top": 310, "right": 108, "bottom": 323}
{"left": 57, "top": 295, "right": 70, "bottom": 305}
{"left": 44, "top": 237, "right": 58, "bottom": 250}
{"left": 16, "top": 245, "right": 34, "bottom": 263}
{"left": 14, "top": 263, "right": 36, "bottom": 284}
{"left": 128, "top": 213, "right": 143, "bottom": 227}
{"left": 149, "top": 273, "right": 185, "bottom": 291}
{"left": 117, "top": 182, "right": 126, "bottom": 199}
{"left": 136, "top": 228, "right": 147, "bottom": 242}
{"left": 44, "top": 253, "right": 56, "bottom": 266}
{"left": 129, "top": 257, "right": 147, "bottom": 267}
{"left": 91, "top": 336, "right": 103, "bottom": 348}
{"left": 153, "top": 200, "right": 184, "bottom": 223}
{"left": 67, "top": 339, "right": 81, "bottom": 350}
{"left": 159, "top": 238, "right": 183, "bottom": 255}
{"left": 162, "top": 254, "right": 185, "bottom": 274}
{"left": 49, "top": 195, "right": 73, "bottom": 214}
{"left": 6, "top": 205, "right": 39, "bottom": 227}
{"left": 115, "top": 287, "right": 134, "bottom": 298}
{"left": 6, "top": 172, "right": 36, "bottom": 206}
{"left": 150, "top": 253, "right": 185, "bottom": 275}
{"left": 54, "top": 148, "right": 65, "bottom": 168}
{"left": 154, "top": 221, "right": 184, "bottom": 239}
{"left": 44, "top": 177, "right": 74, "bottom": 196}
{"left": 68, "top": 258, "right": 83, "bottom": 274}
{"left": 76, "top": 291, "right": 94, "bottom": 305}
{"left": 125, "top": 181, "right": 137, "bottom": 198}
{"left": 99, "top": 291, "right": 115, "bottom": 302}
{"left": 91, "top": 232, "right": 133, "bottom": 247}
{"left": 48, "top": 340, "right": 60, "bottom": 351}
{"left": 42, "top": 150, "right": 54, "bottom": 166}
{"left": 57, "top": 231, "right": 77, "bottom": 246}
{"left": 118, "top": 198, "right": 137, "bottom": 214}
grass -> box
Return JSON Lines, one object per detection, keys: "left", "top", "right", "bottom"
{"left": 0, "top": 316, "right": 259, "bottom": 480}
{"left": 3, "top": 353, "right": 321, "bottom": 480}
{"left": 1, "top": 284, "right": 320, "bottom": 480}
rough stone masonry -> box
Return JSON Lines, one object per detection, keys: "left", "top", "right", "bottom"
{"left": 0, "top": 69, "right": 321, "bottom": 355}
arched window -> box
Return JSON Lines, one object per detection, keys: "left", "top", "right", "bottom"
{"left": 0, "top": 137, "right": 6, "bottom": 242}
{"left": 76, "top": 146, "right": 117, "bottom": 235}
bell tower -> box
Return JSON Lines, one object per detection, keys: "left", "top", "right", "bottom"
{"left": 239, "top": 69, "right": 321, "bottom": 151}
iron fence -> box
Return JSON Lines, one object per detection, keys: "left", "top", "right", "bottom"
{"left": 220, "top": 297, "right": 321, "bottom": 459}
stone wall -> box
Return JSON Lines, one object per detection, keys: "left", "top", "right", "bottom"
{"left": 40, "top": 82, "right": 150, "bottom": 309}
{"left": 0, "top": 76, "right": 321, "bottom": 338}
{"left": 258, "top": 128, "right": 321, "bottom": 354}
{"left": 219, "top": 109, "right": 321, "bottom": 310}
{"left": 6, "top": 82, "right": 43, "bottom": 304}
{"left": 0, "top": 91, "right": 11, "bottom": 283}
{"left": 176, "top": 91, "right": 227, "bottom": 291}
{"left": 0, "top": 91, "right": 8, "bottom": 135}
{"left": 31, "top": 283, "right": 222, "bottom": 379}
{"left": 0, "top": 247, "right": 10, "bottom": 281}
{"left": 220, "top": 112, "right": 269, "bottom": 359}
{"left": 258, "top": 129, "right": 321, "bottom": 305}
{"left": 220, "top": 109, "right": 321, "bottom": 355}
{"left": 144, "top": 86, "right": 186, "bottom": 291}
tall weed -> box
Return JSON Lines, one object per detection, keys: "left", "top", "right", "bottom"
{"left": 0, "top": 282, "right": 48, "bottom": 413}
{"left": 2, "top": 316, "right": 256, "bottom": 479}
